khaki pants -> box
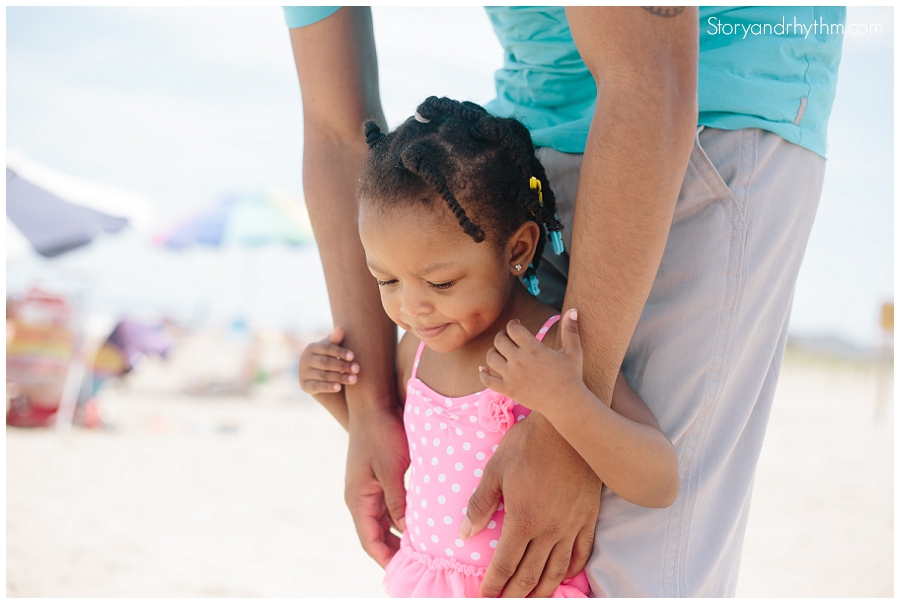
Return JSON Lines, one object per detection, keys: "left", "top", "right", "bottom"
{"left": 535, "top": 127, "right": 826, "bottom": 597}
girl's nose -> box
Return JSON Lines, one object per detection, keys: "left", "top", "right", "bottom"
{"left": 399, "top": 286, "right": 431, "bottom": 317}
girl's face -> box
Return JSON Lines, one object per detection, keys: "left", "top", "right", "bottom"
{"left": 359, "top": 200, "right": 530, "bottom": 354}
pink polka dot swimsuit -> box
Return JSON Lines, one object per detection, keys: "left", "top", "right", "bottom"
{"left": 383, "top": 315, "right": 591, "bottom": 598}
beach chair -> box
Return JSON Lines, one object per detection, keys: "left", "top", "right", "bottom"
{"left": 6, "top": 288, "right": 116, "bottom": 429}
{"left": 6, "top": 288, "right": 77, "bottom": 427}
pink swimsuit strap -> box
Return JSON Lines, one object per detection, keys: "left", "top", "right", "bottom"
{"left": 410, "top": 314, "right": 561, "bottom": 380}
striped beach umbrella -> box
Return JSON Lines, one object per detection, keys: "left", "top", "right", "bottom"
{"left": 153, "top": 191, "right": 313, "bottom": 249}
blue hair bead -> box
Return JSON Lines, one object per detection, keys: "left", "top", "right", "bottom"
{"left": 524, "top": 265, "right": 541, "bottom": 296}
{"left": 550, "top": 230, "right": 564, "bottom": 255}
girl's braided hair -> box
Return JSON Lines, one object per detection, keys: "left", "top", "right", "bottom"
{"left": 356, "top": 96, "right": 563, "bottom": 281}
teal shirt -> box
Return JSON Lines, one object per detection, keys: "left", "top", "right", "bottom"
{"left": 698, "top": 6, "right": 845, "bottom": 158}
{"left": 482, "top": 7, "right": 595, "bottom": 154}
{"left": 283, "top": 6, "right": 339, "bottom": 29}
{"left": 283, "top": 6, "right": 845, "bottom": 158}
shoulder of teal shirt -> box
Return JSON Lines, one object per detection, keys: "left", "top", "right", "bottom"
{"left": 282, "top": 6, "right": 341, "bottom": 29}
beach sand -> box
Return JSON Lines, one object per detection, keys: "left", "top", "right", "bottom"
{"left": 6, "top": 332, "right": 894, "bottom": 597}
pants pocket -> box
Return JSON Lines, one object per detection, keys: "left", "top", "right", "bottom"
{"left": 690, "top": 126, "right": 759, "bottom": 222}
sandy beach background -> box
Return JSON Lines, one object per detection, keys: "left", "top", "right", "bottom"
{"left": 6, "top": 329, "right": 893, "bottom": 598}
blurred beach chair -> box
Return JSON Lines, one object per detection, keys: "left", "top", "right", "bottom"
{"left": 5, "top": 288, "right": 148, "bottom": 429}
{"left": 6, "top": 288, "right": 79, "bottom": 427}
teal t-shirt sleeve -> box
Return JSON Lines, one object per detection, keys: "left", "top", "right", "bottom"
{"left": 282, "top": 6, "right": 341, "bottom": 29}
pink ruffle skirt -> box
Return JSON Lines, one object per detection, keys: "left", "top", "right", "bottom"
{"left": 384, "top": 535, "right": 591, "bottom": 598}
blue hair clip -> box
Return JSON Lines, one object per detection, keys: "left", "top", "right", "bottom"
{"left": 532, "top": 177, "right": 565, "bottom": 256}
{"left": 550, "top": 226, "right": 564, "bottom": 255}
{"left": 524, "top": 264, "right": 541, "bottom": 296}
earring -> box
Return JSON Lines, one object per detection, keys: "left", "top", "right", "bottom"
{"left": 514, "top": 264, "right": 522, "bottom": 272}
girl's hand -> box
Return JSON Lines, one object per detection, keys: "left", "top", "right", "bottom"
{"left": 298, "top": 326, "right": 360, "bottom": 394}
{"left": 479, "top": 309, "right": 588, "bottom": 415}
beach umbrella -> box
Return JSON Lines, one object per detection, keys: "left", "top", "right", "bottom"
{"left": 151, "top": 190, "right": 314, "bottom": 327}
{"left": 6, "top": 168, "right": 130, "bottom": 258}
{"left": 152, "top": 191, "right": 313, "bottom": 249}
{"left": 6, "top": 149, "right": 153, "bottom": 260}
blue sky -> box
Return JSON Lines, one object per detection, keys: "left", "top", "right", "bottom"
{"left": 6, "top": 6, "right": 895, "bottom": 346}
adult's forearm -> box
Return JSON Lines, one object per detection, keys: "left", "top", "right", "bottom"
{"left": 564, "top": 7, "right": 698, "bottom": 405}
{"left": 303, "top": 138, "right": 398, "bottom": 415}
{"left": 290, "top": 8, "right": 398, "bottom": 416}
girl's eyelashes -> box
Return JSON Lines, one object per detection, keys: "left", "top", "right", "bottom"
{"left": 430, "top": 281, "right": 455, "bottom": 290}
{"left": 375, "top": 277, "right": 456, "bottom": 289}
{"left": 375, "top": 278, "right": 455, "bottom": 290}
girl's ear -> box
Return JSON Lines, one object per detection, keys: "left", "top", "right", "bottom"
{"left": 507, "top": 221, "right": 540, "bottom": 275}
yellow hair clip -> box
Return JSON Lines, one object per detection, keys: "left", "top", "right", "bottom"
{"left": 529, "top": 176, "right": 543, "bottom": 205}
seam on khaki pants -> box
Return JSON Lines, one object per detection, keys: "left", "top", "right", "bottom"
{"left": 663, "top": 131, "right": 753, "bottom": 597}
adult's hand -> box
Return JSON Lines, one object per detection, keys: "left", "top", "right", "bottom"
{"left": 462, "top": 413, "right": 601, "bottom": 598}
{"left": 344, "top": 406, "right": 410, "bottom": 568}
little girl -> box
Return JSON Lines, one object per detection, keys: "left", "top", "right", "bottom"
{"left": 298, "top": 97, "right": 680, "bottom": 598}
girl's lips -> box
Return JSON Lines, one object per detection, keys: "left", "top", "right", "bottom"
{"left": 416, "top": 324, "right": 448, "bottom": 338}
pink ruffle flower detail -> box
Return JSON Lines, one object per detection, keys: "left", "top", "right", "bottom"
{"left": 476, "top": 390, "right": 516, "bottom": 434}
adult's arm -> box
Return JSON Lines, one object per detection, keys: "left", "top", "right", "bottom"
{"left": 468, "top": 7, "right": 697, "bottom": 598}
{"left": 289, "top": 7, "right": 410, "bottom": 568}
{"left": 562, "top": 6, "right": 698, "bottom": 404}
